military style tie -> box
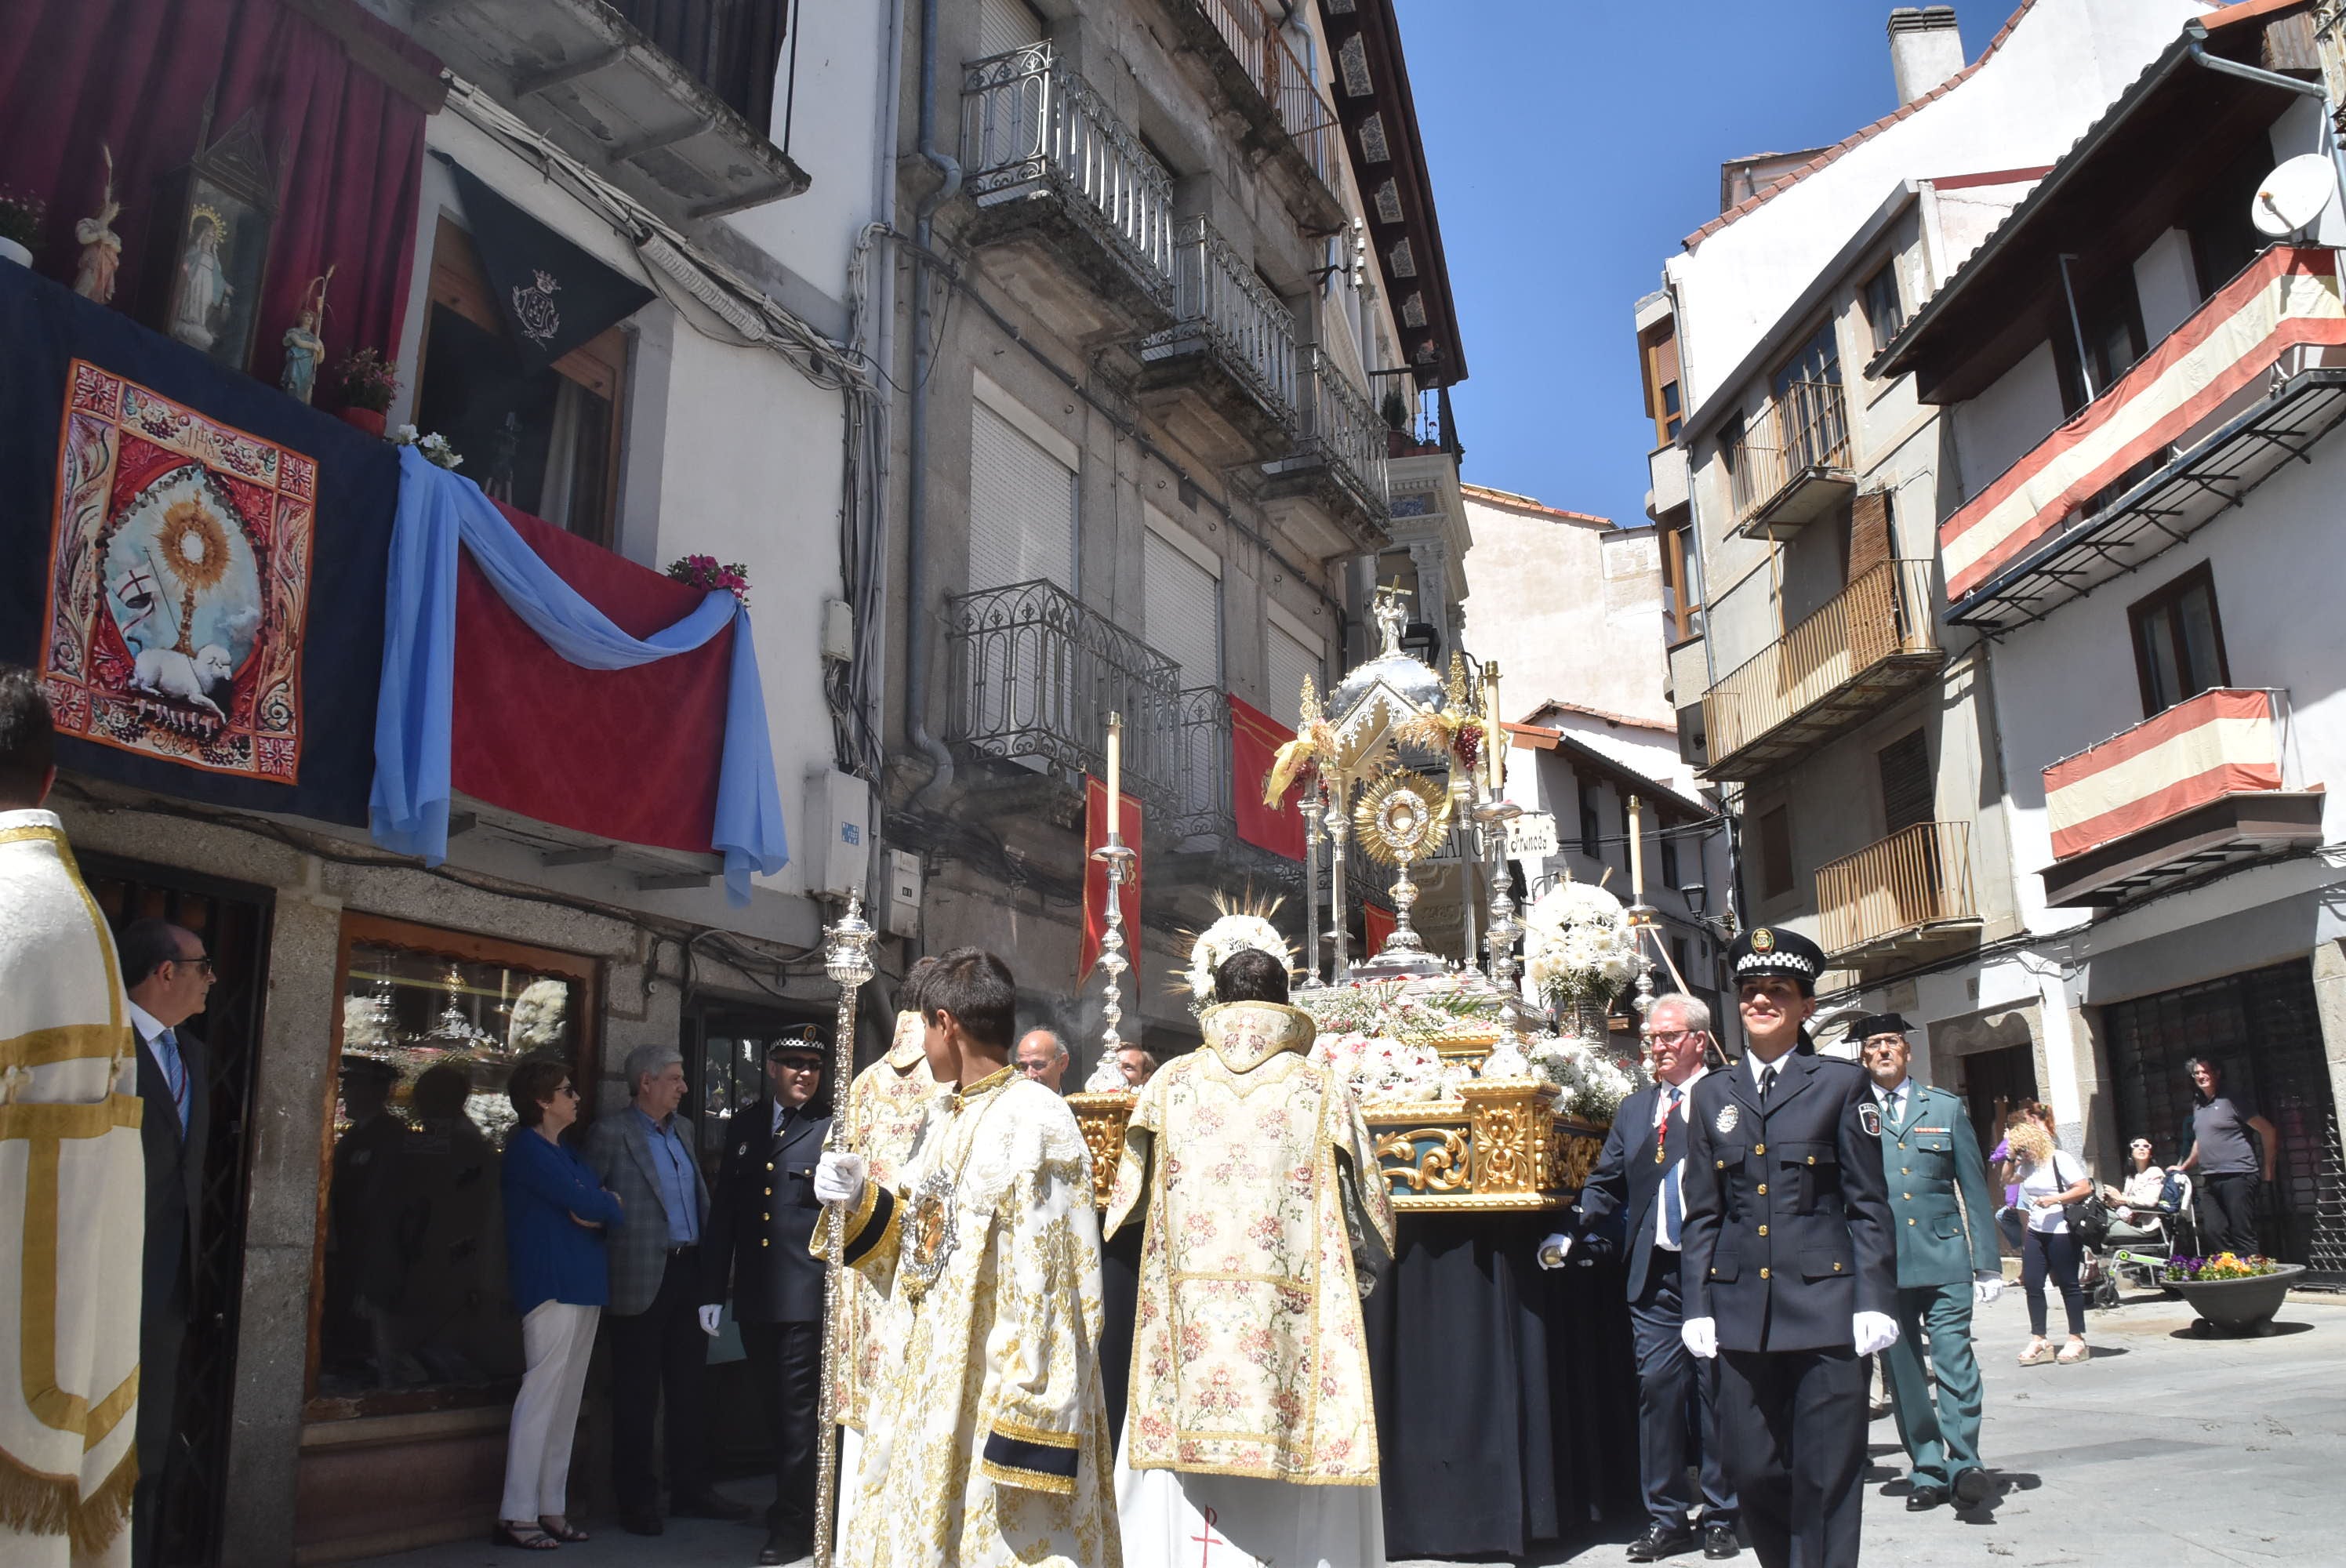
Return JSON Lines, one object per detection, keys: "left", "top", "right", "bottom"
{"left": 1661, "top": 1086, "right": 1684, "bottom": 1247}
{"left": 1759, "top": 1063, "right": 1778, "bottom": 1103}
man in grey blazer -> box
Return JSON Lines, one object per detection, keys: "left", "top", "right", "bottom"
{"left": 583, "top": 1044, "right": 752, "bottom": 1534}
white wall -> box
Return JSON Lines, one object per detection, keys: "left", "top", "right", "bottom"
{"left": 1953, "top": 340, "right": 2065, "bottom": 503}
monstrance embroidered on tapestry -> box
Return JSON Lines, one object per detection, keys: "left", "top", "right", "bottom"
{"left": 40, "top": 360, "right": 315, "bottom": 781}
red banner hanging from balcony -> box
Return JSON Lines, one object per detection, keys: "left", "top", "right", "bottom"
{"left": 1229, "top": 693, "right": 1306, "bottom": 860}
{"left": 1079, "top": 775, "right": 1143, "bottom": 982}
{"left": 2043, "top": 688, "right": 2288, "bottom": 862}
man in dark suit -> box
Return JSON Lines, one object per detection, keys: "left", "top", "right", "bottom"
{"left": 703, "top": 1029, "right": 833, "bottom": 1565}
{"left": 1680, "top": 927, "right": 1898, "bottom": 1568}
{"left": 583, "top": 1043, "right": 753, "bottom": 1535}
{"left": 1542, "top": 993, "right": 1738, "bottom": 1560}
{"left": 118, "top": 918, "right": 214, "bottom": 1568}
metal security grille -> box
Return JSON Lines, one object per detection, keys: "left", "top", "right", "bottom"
{"left": 977, "top": 0, "right": 1045, "bottom": 56}
{"left": 1143, "top": 528, "right": 1220, "bottom": 689}
{"left": 1264, "top": 623, "right": 1321, "bottom": 728}
{"left": 2101, "top": 958, "right": 2346, "bottom": 1275}
{"left": 82, "top": 855, "right": 274, "bottom": 1568}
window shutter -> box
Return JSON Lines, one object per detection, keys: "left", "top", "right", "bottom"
{"left": 1848, "top": 488, "right": 1894, "bottom": 581}
{"left": 1265, "top": 625, "right": 1322, "bottom": 727}
{"left": 968, "top": 401, "right": 1075, "bottom": 593}
{"left": 977, "top": 0, "right": 1044, "bottom": 56}
{"left": 1877, "top": 730, "right": 1934, "bottom": 836}
{"left": 1143, "top": 530, "right": 1221, "bottom": 689}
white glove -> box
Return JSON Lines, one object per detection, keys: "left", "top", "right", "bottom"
{"left": 1537, "top": 1233, "right": 1573, "bottom": 1270}
{"left": 697, "top": 1304, "right": 722, "bottom": 1337}
{"left": 1973, "top": 1270, "right": 2004, "bottom": 1306}
{"left": 814, "top": 1151, "right": 867, "bottom": 1207}
{"left": 1853, "top": 1311, "right": 1901, "bottom": 1356}
{"left": 1680, "top": 1316, "right": 1718, "bottom": 1359}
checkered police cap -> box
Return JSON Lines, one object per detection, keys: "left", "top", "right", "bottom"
{"left": 1727, "top": 925, "right": 1825, "bottom": 993}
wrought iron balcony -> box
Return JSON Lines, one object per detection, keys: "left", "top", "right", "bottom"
{"left": 1169, "top": 0, "right": 1344, "bottom": 227}
{"left": 1817, "top": 822, "right": 1981, "bottom": 969}
{"left": 961, "top": 44, "right": 1176, "bottom": 325}
{"left": 1138, "top": 216, "right": 1301, "bottom": 452}
{"left": 1701, "top": 559, "right": 1941, "bottom": 781}
{"left": 1262, "top": 345, "right": 1389, "bottom": 543}
{"left": 2040, "top": 688, "right": 2325, "bottom": 907}
{"left": 1167, "top": 685, "right": 1235, "bottom": 847}
{"left": 945, "top": 579, "right": 1182, "bottom": 814}
{"left": 1727, "top": 379, "right": 1854, "bottom": 537}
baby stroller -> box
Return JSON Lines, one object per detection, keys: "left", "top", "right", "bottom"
{"left": 2092, "top": 1171, "right": 2198, "bottom": 1303}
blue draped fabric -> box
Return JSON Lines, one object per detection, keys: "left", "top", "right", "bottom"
{"left": 371, "top": 447, "right": 788, "bottom": 903}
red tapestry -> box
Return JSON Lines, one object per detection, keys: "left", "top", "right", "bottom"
{"left": 1229, "top": 692, "right": 1306, "bottom": 860}
{"left": 449, "top": 503, "right": 733, "bottom": 855}
{"left": 1079, "top": 776, "right": 1144, "bottom": 983}
{"left": 41, "top": 361, "right": 315, "bottom": 780}
{"left": 1364, "top": 903, "right": 1396, "bottom": 959}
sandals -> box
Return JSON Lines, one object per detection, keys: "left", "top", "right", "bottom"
{"left": 495, "top": 1521, "right": 559, "bottom": 1551}
{"left": 539, "top": 1517, "right": 590, "bottom": 1543}
{"left": 2017, "top": 1340, "right": 2054, "bottom": 1366}
{"left": 2057, "top": 1340, "right": 2090, "bottom": 1364}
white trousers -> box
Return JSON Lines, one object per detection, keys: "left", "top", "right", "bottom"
{"left": 500, "top": 1301, "right": 601, "bottom": 1521}
{"left": 1113, "top": 1421, "right": 1384, "bottom": 1568}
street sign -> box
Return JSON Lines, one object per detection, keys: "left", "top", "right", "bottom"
{"left": 1504, "top": 811, "right": 1558, "bottom": 859}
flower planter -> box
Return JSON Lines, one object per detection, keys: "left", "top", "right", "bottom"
{"left": 2170, "top": 1262, "right": 2304, "bottom": 1335}
{"left": 339, "top": 406, "right": 387, "bottom": 437}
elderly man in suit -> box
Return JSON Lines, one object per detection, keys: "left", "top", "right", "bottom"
{"left": 118, "top": 917, "right": 213, "bottom": 1568}
{"left": 703, "top": 1029, "right": 833, "bottom": 1565}
{"left": 1680, "top": 927, "right": 1898, "bottom": 1568}
{"left": 584, "top": 1043, "right": 752, "bottom": 1535}
{"left": 1854, "top": 1014, "right": 2002, "bottom": 1515}
{"left": 1542, "top": 993, "right": 1738, "bottom": 1560}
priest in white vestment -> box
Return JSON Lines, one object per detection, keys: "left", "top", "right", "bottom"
{"left": 0, "top": 670, "right": 143, "bottom": 1566}
{"left": 815, "top": 948, "right": 1119, "bottom": 1568}
{"left": 1107, "top": 943, "right": 1396, "bottom": 1568}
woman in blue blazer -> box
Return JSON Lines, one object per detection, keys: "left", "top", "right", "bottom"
{"left": 497, "top": 1058, "right": 623, "bottom": 1550}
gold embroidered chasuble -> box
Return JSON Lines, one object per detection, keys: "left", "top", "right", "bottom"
{"left": 0, "top": 811, "right": 143, "bottom": 1566}
{"left": 831, "top": 1011, "right": 941, "bottom": 1432}
{"left": 829, "top": 1068, "right": 1120, "bottom": 1568}
{"left": 1106, "top": 1000, "right": 1396, "bottom": 1484}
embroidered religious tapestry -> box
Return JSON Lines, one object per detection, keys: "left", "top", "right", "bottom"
{"left": 0, "top": 262, "right": 398, "bottom": 825}
{"left": 41, "top": 362, "right": 316, "bottom": 782}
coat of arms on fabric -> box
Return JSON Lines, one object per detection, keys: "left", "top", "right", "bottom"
{"left": 40, "top": 361, "right": 314, "bottom": 781}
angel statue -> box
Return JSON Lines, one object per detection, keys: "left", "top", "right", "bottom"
{"left": 73, "top": 143, "right": 122, "bottom": 304}
{"left": 281, "top": 267, "right": 334, "bottom": 404}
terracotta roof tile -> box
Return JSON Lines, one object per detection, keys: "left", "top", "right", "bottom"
{"left": 1459, "top": 482, "right": 1612, "bottom": 525}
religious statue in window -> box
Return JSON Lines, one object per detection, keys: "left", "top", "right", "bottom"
{"left": 143, "top": 110, "right": 277, "bottom": 372}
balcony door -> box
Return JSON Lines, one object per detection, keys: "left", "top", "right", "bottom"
{"left": 967, "top": 390, "right": 1079, "bottom": 769}
{"left": 1146, "top": 515, "right": 1224, "bottom": 838}
{"left": 1770, "top": 320, "right": 1844, "bottom": 474}
{"left": 1877, "top": 728, "right": 1943, "bottom": 927}
{"left": 978, "top": 0, "right": 1044, "bottom": 56}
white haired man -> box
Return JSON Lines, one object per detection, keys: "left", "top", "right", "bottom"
{"left": 1017, "top": 1028, "right": 1070, "bottom": 1093}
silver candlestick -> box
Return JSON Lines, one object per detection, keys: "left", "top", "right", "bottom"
{"left": 1473, "top": 796, "right": 1524, "bottom": 993}
{"left": 1083, "top": 836, "right": 1138, "bottom": 1091}
{"left": 1627, "top": 902, "right": 1661, "bottom": 1018}
{"left": 1298, "top": 785, "right": 1325, "bottom": 989}
{"left": 1326, "top": 787, "right": 1351, "bottom": 982}
{"left": 815, "top": 892, "right": 877, "bottom": 1568}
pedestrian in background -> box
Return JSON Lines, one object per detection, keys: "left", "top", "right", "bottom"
{"left": 2005, "top": 1120, "right": 2090, "bottom": 1365}
{"left": 2174, "top": 1058, "right": 2278, "bottom": 1256}
{"left": 584, "top": 1044, "right": 751, "bottom": 1534}
{"left": 1016, "top": 1028, "right": 1070, "bottom": 1093}
{"left": 496, "top": 1059, "right": 620, "bottom": 1551}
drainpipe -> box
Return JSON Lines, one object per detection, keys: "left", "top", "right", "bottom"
{"left": 906, "top": 0, "right": 962, "bottom": 807}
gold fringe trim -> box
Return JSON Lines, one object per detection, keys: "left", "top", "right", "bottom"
{"left": 0, "top": 1442, "right": 136, "bottom": 1555}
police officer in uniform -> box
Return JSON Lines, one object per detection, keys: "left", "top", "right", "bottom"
{"left": 1854, "top": 1013, "right": 2001, "bottom": 1513}
{"left": 703, "top": 1029, "right": 832, "bottom": 1565}
{"left": 1680, "top": 927, "right": 1898, "bottom": 1568}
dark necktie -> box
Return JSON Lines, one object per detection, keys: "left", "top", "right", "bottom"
{"left": 1661, "top": 1087, "right": 1684, "bottom": 1246}
{"left": 1760, "top": 1064, "right": 1778, "bottom": 1102}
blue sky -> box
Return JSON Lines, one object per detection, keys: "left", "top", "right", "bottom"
{"left": 1394, "top": 0, "right": 2003, "bottom": 525}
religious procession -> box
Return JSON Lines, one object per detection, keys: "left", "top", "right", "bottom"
{"left": 4, "top": 2, "right": 2344, "bottom": 1568}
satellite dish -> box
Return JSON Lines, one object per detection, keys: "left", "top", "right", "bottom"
{"left": 2252, "top": 153, "right": 2337, "bottom": 238}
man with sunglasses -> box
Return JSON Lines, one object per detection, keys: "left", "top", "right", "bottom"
{"left": 119, "top": 917, "right": 215, "bottom": 1568}
{"left": 703, "top": 1029, "right": 833, "bottom": 1564}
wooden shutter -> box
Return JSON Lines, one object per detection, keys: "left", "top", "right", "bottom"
{"left": 1877, "top": 730, "right": 1934, "bottom": 836}
{"left": 1143, "top": 527, "right": 1221, "bottom": 689}
{"left": 968, "top": 401, "right": 1075, "bottom": 593}
{"left": 1265, "top": 624, "right": 1322, "bottom": 727}
{"left": 977, "top": 0, "right": 1044, "bottom": 56}
{"left": 1848, "top": 488, "right": 1894, "bottom": 581}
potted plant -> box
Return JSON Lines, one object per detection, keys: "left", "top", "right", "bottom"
{"left": 2160, "top": 1252, "right": 2304, "bottom": 1335}
{"left": 332, "top": 347, "right": 398, "bottom": 437}
{"left": 0, "top": 187, "right": 45, "bottom": 268}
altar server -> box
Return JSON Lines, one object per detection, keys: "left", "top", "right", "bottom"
{"left": 1543, "top": 993, "right": 1738, "bottom": 1560}
{"left": 815, "top": 948, "right": 1118, "bottom": 1568}
{"left": 1107, "top": 943, "right": 1395, "bottom": 1568}
{"left": 0, "top": 667, "right": 144, "bottom": 1566}
{"left": 1854, "top": 1014, "right": 2000, "bottom": 1514}
{"left": 1679, "top": 927, "right": 1898, "bottom": 1568}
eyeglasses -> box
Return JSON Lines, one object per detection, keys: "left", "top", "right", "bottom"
{"left": 773, "top": 1059, "right": 823, "bottom": 1074}
{"left": 1019, "top": 1061, "right": 1053, "bottom": 1074}
{"left": 1643, "top": 1029, "right": 1702, "bottom": 1047}
{"left": 173, "top": 953, "right": 216, "bottom": 975}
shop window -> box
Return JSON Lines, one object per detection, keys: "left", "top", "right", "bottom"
{"left": 309, "top": 913, "right": 598, "bottom": 1419}
{"left": 414, "top": 217, "right": 626, "bottom": 547}
{"left": 2129, "top": 564, "right": 2229, "bottom": 717}
{"left": 1756, "top": 804, "right": 1794, "bottom": 901}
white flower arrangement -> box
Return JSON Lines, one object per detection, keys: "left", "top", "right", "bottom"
{"left": 1521, "top": 878, "right": 1644, "bottom": 1011}
{"left": 1311, "top": 1029, "right": 1462, "bottom": 1104}
{"left": 1184, "top": 911, "right": 1293, "bottom": 1004}
{"left": 393, "top": 424, "right": 464, "bottom": 470}
{"left": 1527, "top": 1032, "right": 1643, "bottom": 1122}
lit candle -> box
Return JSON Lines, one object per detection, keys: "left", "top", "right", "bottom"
{"left": 1628, "top": 794, "right": 1645, "bottom": 900}
{"left": 1106, "top": 711, "right": 1123, "bottom": 840}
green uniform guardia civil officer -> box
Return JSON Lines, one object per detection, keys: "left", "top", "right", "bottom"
{"left": 1854, "top": 1013, "right": 2001, "bottom": 1513}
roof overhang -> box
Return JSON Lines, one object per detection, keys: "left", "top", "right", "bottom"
{"left": 1504, "top": 722, "right": 1714, "bottom": 823}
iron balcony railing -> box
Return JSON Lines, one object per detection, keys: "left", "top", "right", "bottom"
{"left": 1143, "top": 216, "right": 1300, "bottom": 423}
{"left": 945, "top": 579, "right": 1182, "bottom": 814}
{"left": 1701, "top": 558, "right": 1938, "bottom": 766}
{"left": 1287, "top": 343, "right": 1389, "bottom": 514}
{"left": 1184, "top": 0, "right": 1338, "bottom": 184}
{"left": 1817, "top": 821, "right": 1978, "bottom": 957}
{"left": 1728, "top": 379, "right": 1853, "bottom": 521}
{"left": 1168, "top": 685, "right": 1234, "bottom": 844}
{"left": 961, "top": 43, "right": 1176, "bottom": 299}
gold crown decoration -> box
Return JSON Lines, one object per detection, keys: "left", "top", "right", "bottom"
{"left": 1351, "top": 768, "right": 1453, "bottom": 867}
{"left": 188, "top": 202, "right": 230, "bottom": 245}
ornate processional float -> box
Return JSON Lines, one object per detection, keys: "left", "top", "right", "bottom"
{"left": 1066, "top": 585, "right": 1669, "bottom": 1214}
